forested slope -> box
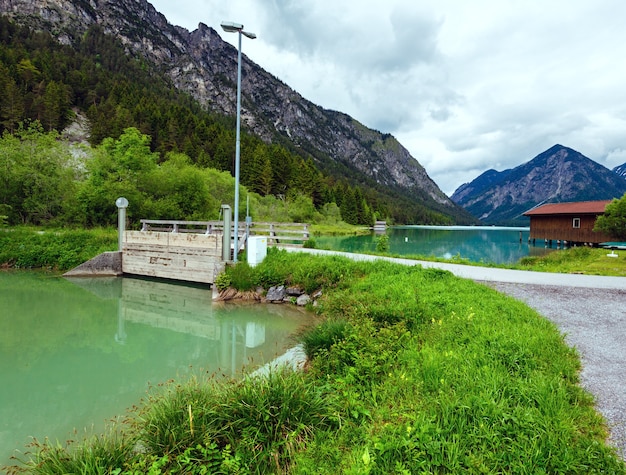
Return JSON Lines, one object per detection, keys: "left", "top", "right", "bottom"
{"left": 0, "top": 17, "right": 475, "bottom": 225}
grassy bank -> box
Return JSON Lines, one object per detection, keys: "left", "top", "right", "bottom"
{"left": 0, "top": 227, "right": 117, "bottom": 271}
{"left": 310, "top": 223, "right": 371, "bottom": 236}
{"left": 10, "top": 248, "right": 625, "bottom": 474}
{"left": 516, "top": 246, "right": 626, "bottom": 276}
{"left": 330, "top": 245, "right": 626, "bottom": 277}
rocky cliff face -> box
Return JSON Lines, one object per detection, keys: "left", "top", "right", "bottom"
{"left": 0, "top": 0, "right": 456, "bottom": 211}
{"left": 452, "top": 144, "right": 626, "bottom": 225}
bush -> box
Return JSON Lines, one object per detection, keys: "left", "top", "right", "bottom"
{"left": 213, "top": 271, "right": 231, "bottom": 292}
{"left": 222, "top": 262, "right": 256, "bottom": 291}
{"left": 375, "top": 234, "right": 390, "bottom": 253}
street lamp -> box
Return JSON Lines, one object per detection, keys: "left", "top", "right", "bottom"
{"left": 221, "top": 21, "right": 256, "bottom": 262}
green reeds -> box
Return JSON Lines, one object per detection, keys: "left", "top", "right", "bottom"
{"left": 133, "top": 370, "right": 336, "bottom": 473}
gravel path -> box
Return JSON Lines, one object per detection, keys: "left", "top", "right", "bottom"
{"left": 484, "top": 282, "right": 626, "bottom": 458}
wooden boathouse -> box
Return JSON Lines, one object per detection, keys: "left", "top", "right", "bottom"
{"left": 523, "top": 200, "right": 613, "bottom": 246}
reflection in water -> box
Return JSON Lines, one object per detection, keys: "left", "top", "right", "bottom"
{"left": 0, "top": 273, "right": 312, "bottom": 467}
{"left": 315, "top": 226, "right": 554, "bottom": 265}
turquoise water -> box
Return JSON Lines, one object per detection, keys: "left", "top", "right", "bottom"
{"left": 0, "top": 273, "right": 312, "bottom": 468}
{"left": 315, "top": 226, "right": 553, "bottom": 265}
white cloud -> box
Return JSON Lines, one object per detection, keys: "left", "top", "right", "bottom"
{"left": 149, "top": 0, "right": 626, "bottom": 196}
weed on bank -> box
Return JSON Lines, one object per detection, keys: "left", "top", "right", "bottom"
{"left": 8, "top": 248, "right": 626, "bottom": 474}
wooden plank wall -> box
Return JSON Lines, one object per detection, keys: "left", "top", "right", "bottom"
{"left": 529, "top": 216, "right": 613, "bottom": 243}
{"left": 122, "top": 231, "right": 224, "bottom": 284}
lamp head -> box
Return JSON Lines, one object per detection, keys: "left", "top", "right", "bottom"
{"left": 220, "top": 21, "right": 243, "bottom": 32}
{"left": 221, "top": 21, "right": 256, "bottom": 39}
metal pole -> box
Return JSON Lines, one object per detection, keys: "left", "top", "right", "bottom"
{"left": 221, "top": 204, "right": 232, "bottom": 261}
{"left": 115, "top": 197, "right": 128, "bottom": 252}
{"left": 233, "top": 30, "right": 242, "bottom": 262}
{"left": 118, "top": 207, "right": 125, "bottom": 251}
{"left": 221, "top": 21, "right": 255, "bottom": 261}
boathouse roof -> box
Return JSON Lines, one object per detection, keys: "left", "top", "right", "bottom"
{"left": 523, "top": 200, "right": 612, "bottom": 216}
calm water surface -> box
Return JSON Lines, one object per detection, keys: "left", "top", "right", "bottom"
{"left": 315, "top": 226, "right": 553, "bottom": 265}
{"left": 0, "top": 272, "right": 312, "bottom": 467}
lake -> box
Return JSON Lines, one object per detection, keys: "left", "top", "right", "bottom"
{"left": 315, "top": 226, "right": 554, "bottom": 265}
{"left": 0, "top": 272, "right": 312, "bottom": 468}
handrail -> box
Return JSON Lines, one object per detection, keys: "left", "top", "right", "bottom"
{"left": 139, "top": 219, "right": 310, "bottom": 243}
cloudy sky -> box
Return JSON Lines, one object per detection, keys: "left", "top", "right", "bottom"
{"left": 149, "top": 0, "right": 626, "bottom": 196}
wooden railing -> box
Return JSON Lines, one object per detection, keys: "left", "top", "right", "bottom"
{"left": 138, "top": 220, "right": 310, "bottom": 246}
{"left": 249, "top": 222, "right": 310, "bottom": 244}
{"left": 140, "top": 219, "right": 224, "bottom": 234}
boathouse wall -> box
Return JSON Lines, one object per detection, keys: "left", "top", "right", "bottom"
{"left": 528, "top": 214, "right": 613, "bottom": 244}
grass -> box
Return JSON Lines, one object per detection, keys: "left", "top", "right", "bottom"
{"left": 9, "top": 248, "right": 625, "bottom": 474}
{"left": 313, "top": 242, "right": 626, "bottom": 277}
{"left": 516, "top": 246, "right": 626, "bottom": 276}
{"left": 310, "top": 223, "right": 371, "bottom": 236}
{"left": 0, "top": 226, "right": 117, "bottom": 271}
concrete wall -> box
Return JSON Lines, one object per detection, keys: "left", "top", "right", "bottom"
{"left": 63, "top": 251, "right": 123, "bottom": 277}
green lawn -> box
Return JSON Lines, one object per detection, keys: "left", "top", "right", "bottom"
{"left": 516, "top": 246, "right": 626, "bottom": 276}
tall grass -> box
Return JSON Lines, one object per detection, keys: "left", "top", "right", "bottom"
{"left": 133, "top": 371, "right": 337, "bottom": 473}
{"left": 0, "top": 227, "right": 117, "bottom": 271}
{"left": 7, "top": 430, "right": 132, "bottom": 475}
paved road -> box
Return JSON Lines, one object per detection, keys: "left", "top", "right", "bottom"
{"left": 282, "top": 247, "right": 626, "bottom": 456}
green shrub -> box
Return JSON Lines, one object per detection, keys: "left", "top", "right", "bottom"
{"left": 375, "top": 234, "right": 389, "bottom": 253}
{"left": 223, "top": 262, "right": 256, "bottom": 291}
{"left": 302, "top": 237, "right": 317, "bottom": 248}
{"left": 213, "top": 271, "right": 232, "bottom": 292}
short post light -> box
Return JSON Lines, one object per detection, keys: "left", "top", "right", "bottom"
{"left": 220, "top": 21, "right": 256, "bottom": 262}
{"left": 115, "top": 197, "right": 129, "bottom": 252}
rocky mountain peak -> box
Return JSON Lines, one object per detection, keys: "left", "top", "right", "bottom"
{"left": 452, "top": 144, "right": 626, "bottom": 225}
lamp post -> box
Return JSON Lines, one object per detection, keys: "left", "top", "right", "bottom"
{"left": 221, "top": 21, "right": 256, "bottom": 262}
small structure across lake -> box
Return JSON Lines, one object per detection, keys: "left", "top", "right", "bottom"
{"left": 524, "top": 200, "right": 613, "bottom": 247}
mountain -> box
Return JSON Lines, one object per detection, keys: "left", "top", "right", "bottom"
{"left": 614, "top": 163, "right": 626, "bottom": 179}
{"left": 0, "top": 0, "right": 476, "bottom": 225}
{"left": 450, "top": 168, "right": 512, "bottom": 205}
{"left": 451, "top": 144, "right": 626, "bottom": 225}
